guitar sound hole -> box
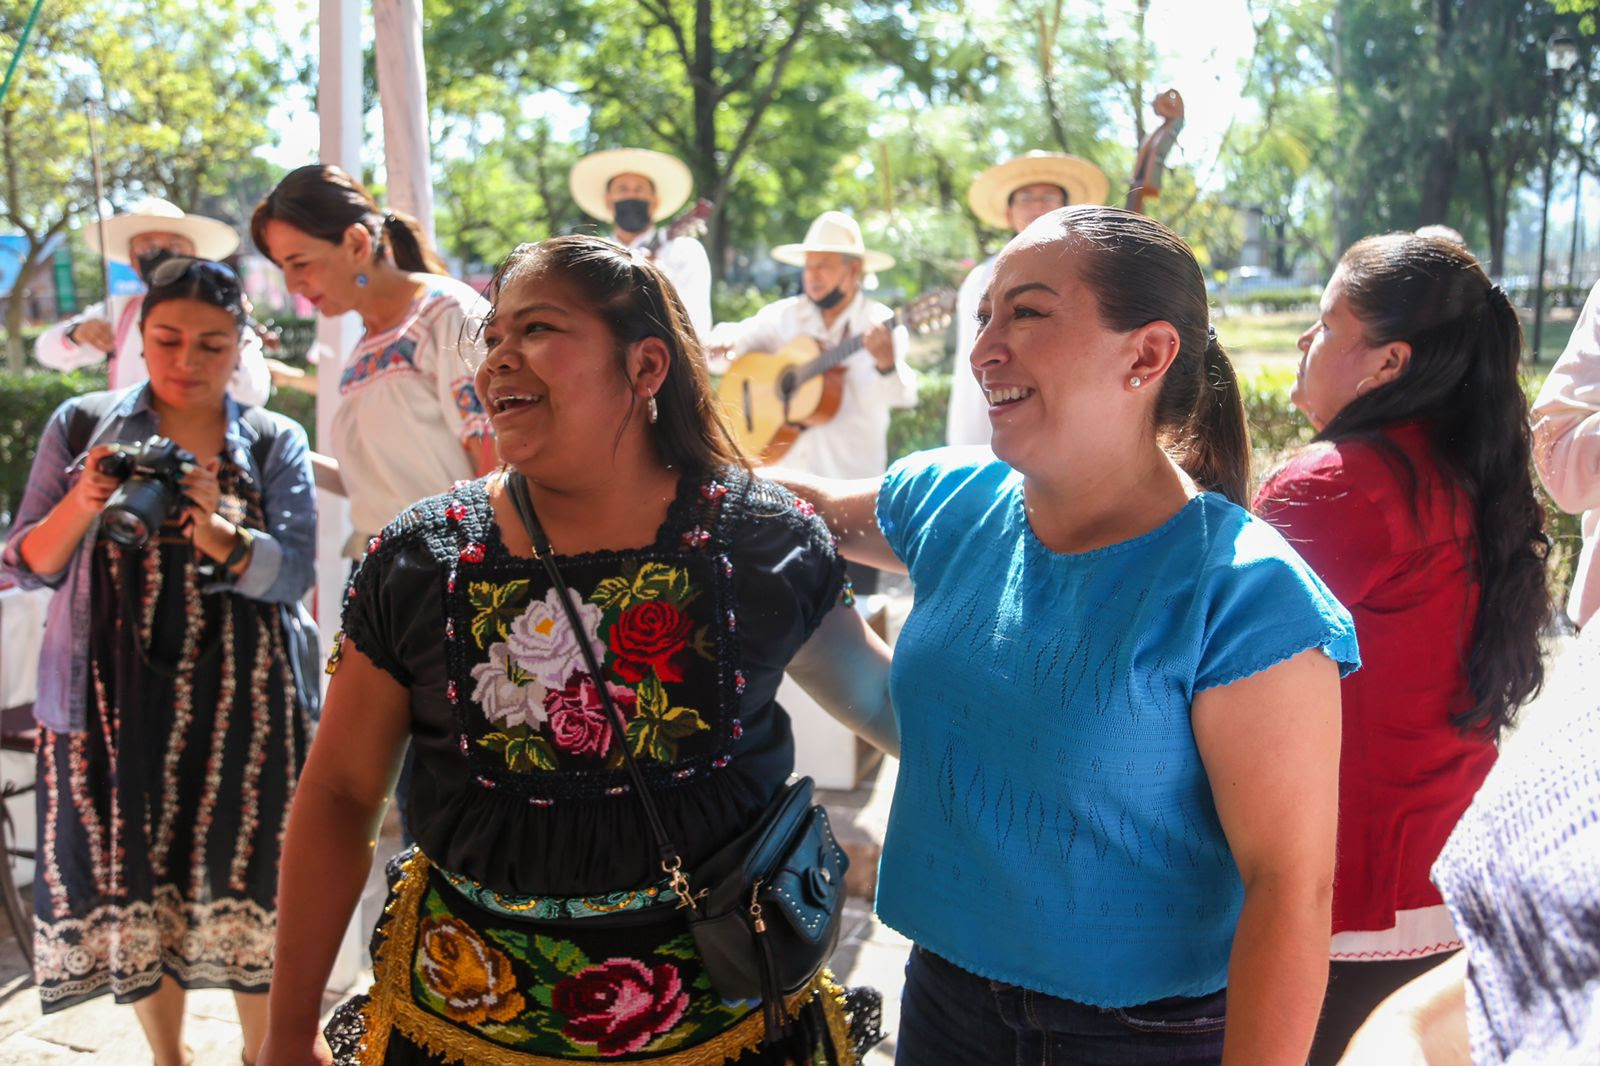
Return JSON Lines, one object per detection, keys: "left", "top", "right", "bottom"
{"left": 778, "top": 369, "right": 798, "bottom": 399}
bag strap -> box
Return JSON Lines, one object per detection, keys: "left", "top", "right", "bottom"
{"left": 504, "top": 471, "right": 703, "bottom": 909}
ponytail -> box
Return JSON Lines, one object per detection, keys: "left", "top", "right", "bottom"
{"left": 380, "top": 211, "right": 449, "bottom": 276}
{"left": 1176, "top": 334, "right": 1251, "bottom": 507}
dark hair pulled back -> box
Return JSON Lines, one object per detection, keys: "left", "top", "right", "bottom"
{"left": 250, "top": 163, "right": 448, "bottom": 276}
{"left": 1048, "top": 206, "right": 1251, "bottom": 505}
{"left": 1323, "top": 232, "right": 1548, "bottom": 736}
{"left": 486, "top": 235, "right": 748, "bottom": 475}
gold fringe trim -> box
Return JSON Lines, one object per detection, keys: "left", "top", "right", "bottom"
{"left": 353, "top": 850, "right": 858, "bottom": 1065}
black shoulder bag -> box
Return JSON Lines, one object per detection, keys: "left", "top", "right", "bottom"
{"left": 505, "top": 471, "right": 849, "bottom": 1042}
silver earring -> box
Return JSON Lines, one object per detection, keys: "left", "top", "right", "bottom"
{"left": 1129, "top": 375, "right": 1143, "bottom": 388}
{"left": 355, "top": 272, "right": 369, "bottom": 288}
{"left": 647, "top": 394, "right": 659, "bottom": 424}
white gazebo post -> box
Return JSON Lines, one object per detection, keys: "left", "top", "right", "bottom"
{"left": 317, "top": 0, "right": 364, "bottom": 993}
{"left": 373, "top": 0, "right": 434, "bottom": 239}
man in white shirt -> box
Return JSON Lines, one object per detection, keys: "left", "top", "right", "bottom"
{"left": 947, "top": 152, "right": 1109, "bottom": 446}
{"left": 34, "top": 198, "right": 271, "bottom": 406}
{"left": 709, "top": 211, "right": 916, "bottom": 591}
{"left": 1534, "top": 277, "right": 1600, "bottom": 629}
{"left": 570, "top": 148, "right": 713, "bottom": 339}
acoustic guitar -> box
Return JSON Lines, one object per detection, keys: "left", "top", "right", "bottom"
{"left": 716, "top": 288, "right": 955, "bottom": 463}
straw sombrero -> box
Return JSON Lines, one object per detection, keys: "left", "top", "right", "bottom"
{"left": 771, "top": 211, "right": 895, "bottom": 273}
{"left": 570, "top": 148, "right": 693, "bottom": 224}
{"left": 967, "top": 152, "right": 1111, "bottom": 230}
{"left": 83, "top": 198, "right": 240, "bottom": 264}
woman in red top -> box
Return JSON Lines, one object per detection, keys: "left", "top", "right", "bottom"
{"left": 1254, "top": 232, "right": 1549, "bottom": 1065}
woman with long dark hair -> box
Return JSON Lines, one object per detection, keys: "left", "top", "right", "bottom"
{"left": 258, "top": 235, "right": 888, "bottom": 1065}
{"left": 781, "top": 206, "right": 1358, "bottom": 1065}
{"left": 252, "top": 164, "right": 496, "bottom": 557}
{"left": 1, "top": 259, "right": 316, "bottom": 1066}
{"left": 1253, "top": 232, "right": 1550, "bottom": 1064}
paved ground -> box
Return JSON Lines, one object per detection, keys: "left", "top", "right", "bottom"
{"left": 0, "top": 757, "right": 909, "bottom": 1065}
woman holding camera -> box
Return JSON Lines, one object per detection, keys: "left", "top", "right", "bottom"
{"left": 1, "top": 259, "right": 317, "bottom": 1066}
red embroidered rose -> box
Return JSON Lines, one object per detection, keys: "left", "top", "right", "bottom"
{"left": 543, "top": 674, "right": 636, "bottom": 759}
{"left": 608, "top": 601, "right": 692, "bottom": 683}
{"left": 552, "top": 957, "right": 688, "bottom": 1056}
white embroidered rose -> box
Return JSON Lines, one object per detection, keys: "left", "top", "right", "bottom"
{"left": 471, "top": 643, "right": 549, "bottom": 730}
{"left": 506, "top": 589, "right": 606, "bottom": 689}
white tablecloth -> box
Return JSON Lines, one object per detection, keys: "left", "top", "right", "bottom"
{"left": 0, "top": 585, "right": 50, "bottom": 712}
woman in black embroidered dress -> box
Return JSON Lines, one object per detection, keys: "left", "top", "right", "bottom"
{"left": 260, "top": 236, "right": 893, "bottom": 1066}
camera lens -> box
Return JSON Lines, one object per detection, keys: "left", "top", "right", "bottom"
{"left": 102, "top": 477, "right": 181, "bottom": 548}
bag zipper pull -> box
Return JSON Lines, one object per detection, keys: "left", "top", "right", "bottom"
{"left": 749, "top": 879, "right": 767, "bottom": 933}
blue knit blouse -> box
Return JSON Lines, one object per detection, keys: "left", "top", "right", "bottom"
{"left": 874, "top": 450, "right": 1359, "bottom": 1007}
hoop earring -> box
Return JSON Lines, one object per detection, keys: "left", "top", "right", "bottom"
{"left": 355, "top": 272, "right": 369, "bottom": 288}
{"left": 1354, "top": 375, "right": 1374, "bottom": 399}
{"left": 647, "top": 394, "right": 659, "bottom": 424}
{"left": 1129, "top": 375, "right": 1143, "bottom": 389}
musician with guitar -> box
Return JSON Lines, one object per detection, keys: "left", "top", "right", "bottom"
{"left": 569, "top": 147, "right": 713, "bottom": 338}
{"left": 946, "top": 152, "right": 1109, "bottom": 447}
{"left": 707, "top": 211, "right": 916, "bottom": 591}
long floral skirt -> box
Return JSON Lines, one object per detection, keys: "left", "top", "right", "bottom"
{"left": 325, "top": 849, "right": 883, "bottom": 1064}
{"left": 31, "top": 527, "right": 309, "bottom": 1011}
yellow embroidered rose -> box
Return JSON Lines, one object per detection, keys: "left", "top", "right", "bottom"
{"left": 415, "top": 915, "right": 526, "bottom": 1025}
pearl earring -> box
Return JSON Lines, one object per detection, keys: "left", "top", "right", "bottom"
{"left": 647, "top": 394, "right": 659, "bottom": 424}
{"left": 1129, "top": 375, "right": 1143, "bottom": 388}
{"left": 355, "top": 272, "right": 369, "bottom": 288}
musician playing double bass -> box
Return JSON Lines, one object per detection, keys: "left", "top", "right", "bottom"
{"left": 946, "top": 152, "right": 1109, "bottom": 446}
{"left": 569, "top": 147, "right": 713, "bottom": 337}
{"left": 708, "top": 211, "right": 916, "bottom": 592}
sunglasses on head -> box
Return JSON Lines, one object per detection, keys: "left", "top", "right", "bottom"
{"left": 146, "top": 256, "right": 244, "bottom": 300}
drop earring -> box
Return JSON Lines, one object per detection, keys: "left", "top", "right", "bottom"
{"left": 647, "top": 394, "right": 659, "bottom": 424}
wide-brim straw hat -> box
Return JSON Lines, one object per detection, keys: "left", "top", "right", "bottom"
{"left": 771, "top": 211, "right": 895, "bottom": 272}
{"left": 967, "top": 152, "right": 1111, "bottom": 230}
{"left": 82, "top": 197, "right": 240, "bottom": 264}
{"left": 570, "top": 148, "right": 693, "bottom": 224}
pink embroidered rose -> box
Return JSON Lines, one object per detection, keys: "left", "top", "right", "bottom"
{"left": 544, "top": 674, "right": 636, "bottom": 759}
{"left": 552, "top": 957, "right": 688, "bottom": 1056}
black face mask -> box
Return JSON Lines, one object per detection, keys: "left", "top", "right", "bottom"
{"left": 809, "top": 285, "right": 848, "bottom": 311}
{"left": 134, "top": 247, "right": 181, "bottom": 283}
{"left": 612, "top": 199, "right": 653, "bottom": 234}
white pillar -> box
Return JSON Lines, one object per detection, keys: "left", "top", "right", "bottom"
{"left": 317, "top": 0, "right": 365, "bottom": 994}
{"left": 373, "top": 0, "right": 434, "bottom": 240}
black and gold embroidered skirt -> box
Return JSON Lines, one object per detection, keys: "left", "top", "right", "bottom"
{"left": 324, "top": 849, "right": 882, "bottom": 1064}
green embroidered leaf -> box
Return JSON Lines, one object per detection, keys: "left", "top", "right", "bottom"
{"left": 478, "top": 1022, "right": 540, "bottom": 1044}
{"left": 690, "top": 625, "right": 716, "bottom": 661}
{"left": 530, "top": 984, "right": 555, "bottom": 1009}
{"left": 656, "top": 933, "right": 698, "bottom": 960}
{"left": 486, "top": 927, "right": 533, "bottom": 957}
{"left": 467, "top": 579, "right": 532, "bottom": 647}
{"left": 631, "top": 562, "right": 691, "bottom": 604}
{"left": 636, "top": 674, "right": 668, "bottom": 716}
{"left": 481, "top": 731, "right": 558, "bottom": 771}
{"left": 535, "top": 935, "right": 591, "bottom": 976}
{"left": 660, "top": 706, "right": 708, "bottom": 739}
{"left": 591, "top": 575, "right": 635, "bottom": 610}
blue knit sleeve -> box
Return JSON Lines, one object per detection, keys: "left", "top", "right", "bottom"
{"left": 875, "top": 447, "right": 1008, "bottom": 576}
{"left": 1193, "top": 508, "right": 1361, "bottom": 692}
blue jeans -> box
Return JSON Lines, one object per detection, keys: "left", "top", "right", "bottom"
{"left": 896, "top": 945, "right": 1227, "bottom": 1066}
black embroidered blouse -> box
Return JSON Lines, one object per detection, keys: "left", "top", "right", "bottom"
{"left": 340, "top": 466, "right": 845, "bottom": 896}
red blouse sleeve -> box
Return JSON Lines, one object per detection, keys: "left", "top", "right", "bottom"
{"left": 1253, "top": 445, "right": 1396, "bottom": 609}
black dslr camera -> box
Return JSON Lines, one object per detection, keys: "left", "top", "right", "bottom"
{"left": 96, "top": 436, "right": 197, "bottom": 548}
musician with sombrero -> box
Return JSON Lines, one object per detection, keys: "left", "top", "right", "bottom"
{"left": 709, "top": 212, "right": 915, "bottom": 590}
{"left": 570, "top": 147, "right": 713, "bottom": 337}
{"left": 946, "top": 151, "right": 1109, "bottom": 446}
{"left": 35, "top": 197, "right": 271, "bottom": 406}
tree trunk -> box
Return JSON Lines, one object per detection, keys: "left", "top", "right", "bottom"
{"left": 1416, "top": 133, "right": 1460, "bottom": 227}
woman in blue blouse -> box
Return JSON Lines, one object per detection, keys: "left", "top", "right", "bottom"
{"left": 782, "top": 206, "right": 1359, "bottom": 1065}
{"left": 1, "top": 258, "right": 316, "bottom": 1066}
